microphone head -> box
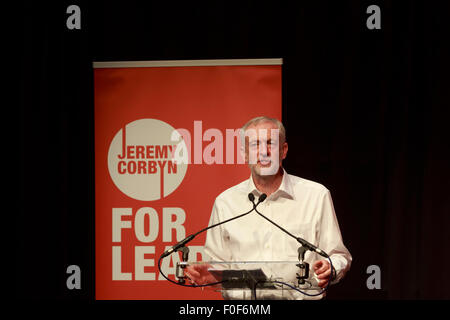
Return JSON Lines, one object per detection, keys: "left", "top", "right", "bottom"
{"left": 248, "top": 193, "right": 255, "bottom": 202}
{"left": 258, "top": 193, "right": 267, "bottom": 203}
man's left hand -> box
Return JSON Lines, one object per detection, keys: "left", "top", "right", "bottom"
{"left": 313, "top": 259, "right": 332, "bottom": 288}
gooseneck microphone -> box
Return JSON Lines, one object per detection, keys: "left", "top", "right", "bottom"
{"left": 161, "top": 193, "right": 267, "bottom": 258}
{"left": 249, "top": 193, "right": 329, "bottom": 258}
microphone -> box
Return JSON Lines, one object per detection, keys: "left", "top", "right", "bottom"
{"left": 161, "top": 192, "right": 267, "bottom": 258}
{"left": 295, "top": 237, "right": 329, "bottom": 258}
{"left": 248, "top": 193, "right": 267, "bottom": 207}
{"left": 251, "top": 193, "right": 329, "bottom": 258}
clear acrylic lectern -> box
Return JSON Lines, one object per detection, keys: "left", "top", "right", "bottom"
{"left": 176, "top": 260, "right": 323, "bottom": 300}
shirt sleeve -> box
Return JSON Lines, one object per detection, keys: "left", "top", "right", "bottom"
{"left": 318, "top": 189, "right": 352, "bottom": 284}
{"left": 203, "top": 198, "right": 233, "bottom": 262}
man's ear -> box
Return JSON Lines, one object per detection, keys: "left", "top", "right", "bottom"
{"left": 281, "top": 142, "right": 288, "bottom": 160}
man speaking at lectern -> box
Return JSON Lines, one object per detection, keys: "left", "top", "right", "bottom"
{"left": 185, "top": 116, "right": 352, "bottom": 299}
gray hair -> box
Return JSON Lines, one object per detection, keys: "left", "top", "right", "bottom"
{"left": 240, "top": 116, "right": 286, "bottom": 143}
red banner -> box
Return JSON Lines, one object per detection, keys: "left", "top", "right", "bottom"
{"left": 94, "top": 60, "right": 282, "bottom": 299}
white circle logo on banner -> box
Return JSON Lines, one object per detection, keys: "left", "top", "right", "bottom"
{"left": 108, "top": 119, "right": 188, "bottom": 201}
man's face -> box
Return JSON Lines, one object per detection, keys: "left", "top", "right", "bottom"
{"left": 243, "top": 121, "right": 288, "bottom": 177}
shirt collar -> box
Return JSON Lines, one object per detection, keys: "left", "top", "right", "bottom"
{"left": 245, "top": 168, "right": 295, "bottom": 200}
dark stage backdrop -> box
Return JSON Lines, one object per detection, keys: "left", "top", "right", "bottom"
{"left": 18, "top": 0, "right": 450, "bottom": 301}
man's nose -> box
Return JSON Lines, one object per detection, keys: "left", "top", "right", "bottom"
{"left": 259, "top": 142, "right": 270, "bottom": 156}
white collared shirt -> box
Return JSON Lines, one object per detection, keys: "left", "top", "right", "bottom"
{"left": 204, "top": 169, "right": 352, "bottom": 300}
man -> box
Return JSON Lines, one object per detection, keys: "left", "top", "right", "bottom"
{"left": 185, "top": 116, "right": 351, "bottom": 299}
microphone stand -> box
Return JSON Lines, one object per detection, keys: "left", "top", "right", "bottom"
{"left": 296, "top": 245, "right": 309, "bottom": 286}
{"left": 175, "top": 247, "right": 190, "bottom": 284}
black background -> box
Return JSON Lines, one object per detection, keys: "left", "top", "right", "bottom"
{"left": 18, "top": 0, "right": 450, "bottom": 304}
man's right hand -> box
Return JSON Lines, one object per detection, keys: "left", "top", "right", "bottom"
{"left": 184, "top": 263, "right": 220, "bottom": 288}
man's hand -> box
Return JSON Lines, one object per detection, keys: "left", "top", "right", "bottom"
{"left": 184, "top": 263, "right": 220, "bottom": 289}
{"left": 313, "top": 259, "right": 332, "bottom": 288}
